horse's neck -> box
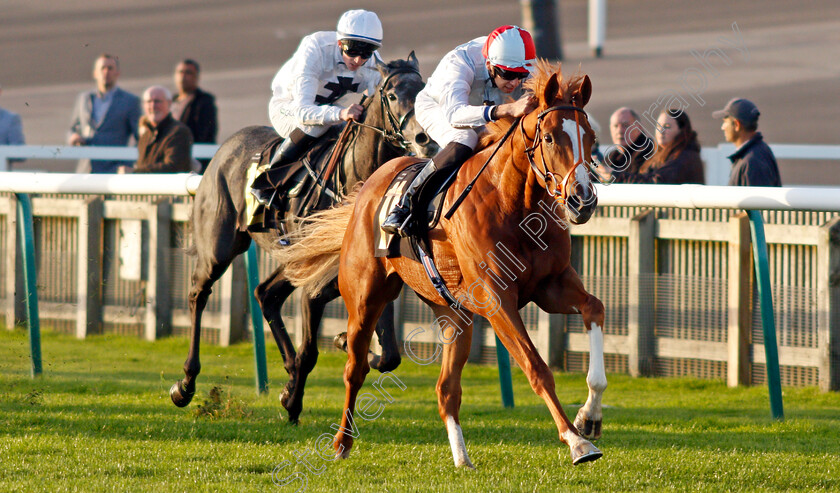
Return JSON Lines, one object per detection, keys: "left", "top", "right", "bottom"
{"left": 474, "top": 139, "right": 547, "bottom": 217}
{"left": 341, "top": 96, "right": 391, "bottom": 186}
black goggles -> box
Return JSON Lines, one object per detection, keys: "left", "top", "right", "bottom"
{"left": 493, "top": 65, "right": 529, "bottom": 81}
{"left": 339, "top": 39, "right": 377, "bottom": 59}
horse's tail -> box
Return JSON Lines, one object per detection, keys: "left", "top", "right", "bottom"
{"left": 273, "top": 191, "right": 359, "bottom": 296}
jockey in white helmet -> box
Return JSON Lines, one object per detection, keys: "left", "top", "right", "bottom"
{"left": 381, "top": 25, "right": 539, "bottom": 236}
{"left": 252, "top": 9, "right": 384, "bottom": 206}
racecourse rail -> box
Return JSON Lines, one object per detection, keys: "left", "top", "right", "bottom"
{"left": 1, "top": 146, "right": 839, "bottom": 412}
{"left": 2, "top": 143, "right": 839, "bottom": 185}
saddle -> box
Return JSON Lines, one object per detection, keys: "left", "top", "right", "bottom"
{"left": 244, "top": 127, "right": 345, "bottom": 232}
{"left": 374, "top": 161, "right": 459, "bottom": 260}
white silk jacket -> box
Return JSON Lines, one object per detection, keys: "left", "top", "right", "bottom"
{"left": 269, "top": 31, "right": 382, "bottom": 127}
{"left": 416, "top": 36, "right": 526, "bottom": 129}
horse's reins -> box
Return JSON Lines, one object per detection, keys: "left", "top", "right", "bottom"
{"left": 350, "top": 67, "right": 422, "bottom": 153}
{"left": 307, "top": 67, "right": 422, "bottom": 207}
{"left": 522, "top": 104, "right": 590, "bottom": 206}
{"left": 444, "top": 116, "right": 522, "bottom": 220}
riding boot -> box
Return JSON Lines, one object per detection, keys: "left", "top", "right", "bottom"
{"left": 381, "top": 142, "right": 473, "bottom": 236}
{"left": 251, "top": 129, "right": 317, "bottom": 206}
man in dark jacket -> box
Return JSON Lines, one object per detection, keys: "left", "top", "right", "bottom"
{"left": 172, "top": 59, "right": 217, "bottom": 172}
{"left": 601, "top": 107, "right": 655, "bottom": 182}
{"left": 132, "top": 85, "right": 193, "bottom": 173}
{"left": 713, "top": 98, "right": 781, "bottom": 187}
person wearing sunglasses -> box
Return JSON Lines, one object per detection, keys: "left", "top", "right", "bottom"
{"left": 252, "top": 9, "right": 383, "bottom": 207}
{"left": 381, "top": 25, "right": 539, "bottom": 236}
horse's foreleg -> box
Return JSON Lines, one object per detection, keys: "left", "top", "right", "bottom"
{"left": 487, "top": 302, "right": 601, "bottom": 465}
{"left": 334, "top": 265, "right": 401, "bottom": 459}
{"left": 429, "top": 304, "right": 474, "bottom": 468}
{"left": 535, "top": 267, "right": 607, "bottom": 441}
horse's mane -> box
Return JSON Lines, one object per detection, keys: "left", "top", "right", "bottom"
{"left": 478, "top": 60, "right": 586, "bottom": 150}
{"left": 383, "top": 57, "right": 416, "bottom": 72}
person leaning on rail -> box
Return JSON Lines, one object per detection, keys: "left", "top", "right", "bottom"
{"left": 713, "top": 97, "right": 781, "bottom": 187}
{"left": 68, "top": 53, "right": 141, "bottom": 174}
{"left": 122, "top": 85, "right": 194, "bottom": 174}
{"left": 0, "top": 84, "right": 26, "bottom": 165}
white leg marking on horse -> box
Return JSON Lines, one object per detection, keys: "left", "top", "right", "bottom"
{"left": 576, "top": 322, "right": 607, "bottom": 434}
{"left": 587, "top": 322, "right": 607, "bottom": 394}
{"left": 446, "top": 415, "right": 474, "bottom": 469}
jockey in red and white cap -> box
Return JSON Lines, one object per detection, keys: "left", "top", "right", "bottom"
{"left": 253, "top": 9, "right": 384, "bottom": 205}
{"left": 381, "top": 25, "right": 539, "bottom": 236}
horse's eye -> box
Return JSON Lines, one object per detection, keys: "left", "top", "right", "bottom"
{"left": 544, "top": 133, "right": 553, "bottom": 144}
{"left": 388, "top": 93, "right": 397, "bottom": 102}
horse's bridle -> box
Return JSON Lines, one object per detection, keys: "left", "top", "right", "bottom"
{"left": 521, "top": 104, "right": 594, "bottom": 206}
{"left": 351, "top": 67, "right": 422, "bottom": 153}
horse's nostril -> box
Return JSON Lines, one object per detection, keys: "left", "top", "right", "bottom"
{"left": 414, "top": 132, "right": 429, "bottom": 146}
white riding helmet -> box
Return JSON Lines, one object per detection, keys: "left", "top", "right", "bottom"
{"left": 336, "top": 9, "right": 383, "bottom": 47}
{"left": 482, "top": 25, "right": 536, "bottom": 73}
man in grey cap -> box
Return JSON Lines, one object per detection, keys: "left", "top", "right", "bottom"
{"left": 713, "top": 98, "right": 781, "bottom": 187}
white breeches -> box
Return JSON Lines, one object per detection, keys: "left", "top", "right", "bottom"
{"left": 415, "top": 94, "right": 479, "bottom": 150}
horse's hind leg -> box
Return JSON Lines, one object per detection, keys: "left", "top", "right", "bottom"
{"left": 428, "top": 304, "right": 475, "bottom": 468}
{"left": 535, "top": 266, "right": 607, "bottom": 441}
{"left": 370, "top": 301, "right": 402, "bottom": 372}
{"left": 253, "top": 266, "right": 297, "bottom": 380}
{"left": 171, "top": 230, "right": 250, "bottom": 407}
{"left": 280, "top": 284, "right": 340, "bottom": 424}
{"left": 333, "top": 299, "right": 401, "bottom": 373}
{"left": 333, "top": 270, "right": 402, "bottom": 458}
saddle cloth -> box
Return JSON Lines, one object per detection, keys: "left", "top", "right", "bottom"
{"left": 373, "top": 160, "right": 459, "bottom": 261}
{"left": 242, "top": 129, "right": 341, "bottom": 232}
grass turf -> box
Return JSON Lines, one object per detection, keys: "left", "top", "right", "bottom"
{"left": 1, "top": 328, "right": 839, "bottom": 492}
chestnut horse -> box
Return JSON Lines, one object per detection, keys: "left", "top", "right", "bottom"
{"left": 277, "top": 62, "right": 607, "bottom": 466}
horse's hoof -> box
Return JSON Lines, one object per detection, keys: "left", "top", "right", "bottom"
{"left": 569, "top": 441, "right": 603, "bottom": 465}
{"left": 170, "top": 381, "right": 195, "bottom": 408}
{"left": 335, "top": 448, "right": 351, "bottom": 460}
{"left": 333, "top": 333, "right": 348, "bottom": 352}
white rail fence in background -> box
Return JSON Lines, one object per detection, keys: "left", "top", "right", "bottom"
{"left": 1, "top": 143, "right": 838, "bottom": 185}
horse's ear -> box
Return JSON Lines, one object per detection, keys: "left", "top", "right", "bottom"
{"left": 543, "top": 73, "right": 560, "bottom": 107}
{"left": 375, "top": 57, "right": 388, "bottom": 76}
{"left": 573, "top": 75, "right": 592, "bottom": 108}
{"left": 407, "top": 50, "right": 419, "bottom": 69}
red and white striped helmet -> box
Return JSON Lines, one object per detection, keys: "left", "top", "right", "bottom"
{"left": 482, "top": 25, "right": 536, "bottom": 73}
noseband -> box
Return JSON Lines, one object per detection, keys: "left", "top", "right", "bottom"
{"left": 521, "top": 104, "right": 592, "bottom": 206}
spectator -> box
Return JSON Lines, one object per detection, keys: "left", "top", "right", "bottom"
{"left": 613, "top": 109, "right": 704, "bottom": 184}
{"left": 600, "top": 107, "right": 655, "bottom": 182}
{"left": 172, "top": 59, "right": 217, "bottom": 173}
{"left": 130, "top": 85, "right": 193, "bottom": 173}
{"left": 713, "top": 98, "right": 781, "bottom": 187}
{"left": 68, "top": 54, "right": 141, "bottom": 174}
{"left": 0, "top": 84, "right": 25, "bottom": 145}
{"left": 0, "top": 84, "right": 26, "bottom": 165}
